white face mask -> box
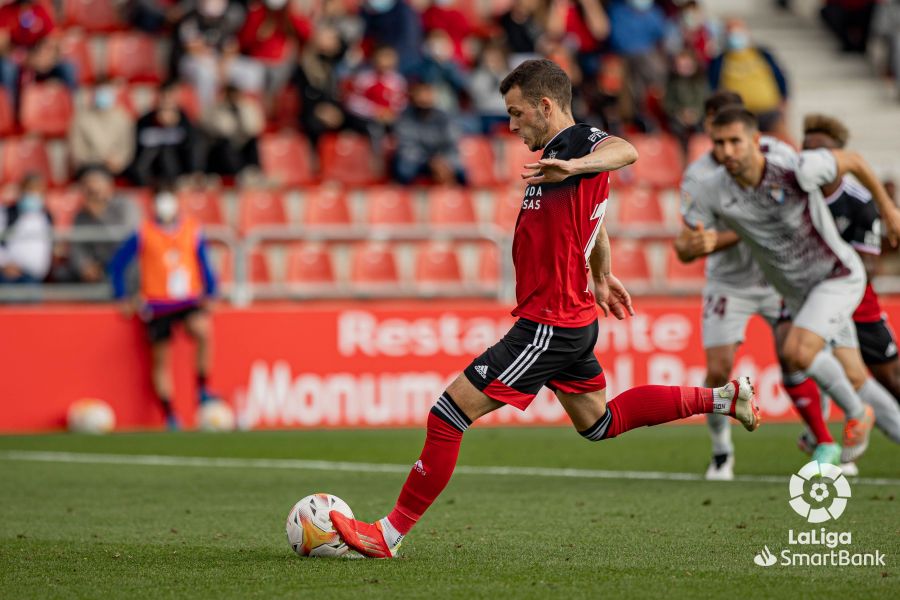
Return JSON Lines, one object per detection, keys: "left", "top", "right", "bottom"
{"left": 154, "top": 193, "right": 179, "bottom": 223}
{"left": 265, "top": 0, "right": 287, "bottom": 9}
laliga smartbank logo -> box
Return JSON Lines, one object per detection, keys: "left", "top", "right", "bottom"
{"left": 752, "top": 461, "right": 886, "bottom": 568}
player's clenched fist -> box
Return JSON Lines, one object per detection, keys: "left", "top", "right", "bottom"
{"left": 684, "top": 223, "right": 718, "bottom": 258}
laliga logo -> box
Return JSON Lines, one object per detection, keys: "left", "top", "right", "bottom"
{"left": 788, "top": 461, "right": 852, "bottom": 523}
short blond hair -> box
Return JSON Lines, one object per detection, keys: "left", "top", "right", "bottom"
{"left": 803, "top": 114, "right": 849, "bottom": 148}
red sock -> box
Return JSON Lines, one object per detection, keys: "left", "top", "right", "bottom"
{"left": 387, "top": 404, "right": 466, "bottom": 535}
{"left": 784, "top": 378, "right": 833, "bottom": 444}
{"left": 604, "top": 385, "right": 713, "bottom": 439}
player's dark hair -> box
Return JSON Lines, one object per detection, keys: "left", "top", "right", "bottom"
{"left": 711, "top": 106, "right": 758, "bottom": 132}
{"left": 803, "top": 113, "right": 849, "bottom": 148}
{"left": 499, "top": 59, "right": 572, "bottom": 113}
{"left": 703, "top": 90, "right": 743, "bottom": 116}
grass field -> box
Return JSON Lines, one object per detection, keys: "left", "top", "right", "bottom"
{"left": 0, "top": 423, "right": 897, "bottom": 599}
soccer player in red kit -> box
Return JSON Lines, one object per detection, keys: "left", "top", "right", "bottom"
{"left": 331, "top": 59, "right": 761, "bottom": 558}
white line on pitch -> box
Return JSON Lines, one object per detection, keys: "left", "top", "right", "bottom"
{"left": 1, "top": 450, "right": 898, "bottom": 486}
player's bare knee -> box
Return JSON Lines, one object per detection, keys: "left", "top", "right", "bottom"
{"left": 445, "top": 374, "right": 502, "bottom": 423}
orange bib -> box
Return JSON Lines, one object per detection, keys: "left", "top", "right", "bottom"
{"left": 138, "top": 218, "right": 203, "bottom": 302}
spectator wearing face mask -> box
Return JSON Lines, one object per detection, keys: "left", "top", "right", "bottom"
{"left": 496, "top": 0, "right": 544, "bottom": 60}
{"left": 237, "top": 0, "right": 312, "bottom": 94}
{"left": 202, "top": 84, "right": 265, "bottom": 177}
{"left": 663, "top": 49, "right": 708, "bottom": 152}
{"left": 469, "top": 40, "right": 512, "bottom": 134}
{"left": 0, "top": 173, "right": 53, "bottom": 284}
{"left": 70, "top": 82, "right": 136, "bottom": 177}
{"left": 108, "top": 186, "right": 218, "bottom": 430}
{"left": 421, "top": 0, "right": 473, "bottom": 66}
{"left": 408, "top": 29, "right": 468, "bottom": 114}
{"left": 343, "top": 45, "right": 408, "bottom": 144}
{"left": 708, "top": 19, "right": 789, "bottom": 139}
{"left": 361, "top": 0, "right": 423, "bottom": 75}
{"left": 664, "top": 0, "right": 720, "bottom": 66}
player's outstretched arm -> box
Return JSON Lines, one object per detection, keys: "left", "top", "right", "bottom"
{"left": 522, "top": 136, "right": 638, "bottom": 184}
{"left": 590, "top": 224, "right": 635, "bottom": 319}
{"left": 832, "top": 149, "right": 900, "bottom": 246}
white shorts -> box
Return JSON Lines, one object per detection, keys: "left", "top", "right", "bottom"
{"left": 789, "top": 269, "right": 866, "bottom": 350}
{"left": 701, "top": 284, "right": 782, "bottom": 349}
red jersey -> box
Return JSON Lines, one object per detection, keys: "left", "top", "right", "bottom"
{"left": 511, "top": 124, "right": 611, "bottom": 327}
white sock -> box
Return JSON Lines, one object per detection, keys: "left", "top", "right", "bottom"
{"left": 379, "top": 517, "right": 404, "bottom": 548}
{"left": 706, "top": 413, "right": 733, "bottom": 456}
{"left": 858, "top": 378, "right": 900, "bottom": 443}
{"left": 711, "top": 384, "right": 734, "bottom": 415}
{"left": 806, "top": 352, "right": 865, "bottom": 419}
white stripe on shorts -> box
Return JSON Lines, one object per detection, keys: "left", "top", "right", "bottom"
{"left": 501, "top": 324, "right": 554, "bottom": 387}
{"left": 498, "top": 324, "right": 546, "bottom": 382}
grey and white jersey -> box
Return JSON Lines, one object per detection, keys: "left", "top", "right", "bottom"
{"left": 680, "top": 136, "right": 792, "bottom": 289}
{"left": 689, "top": 147, "right": 861, "bottom": 303}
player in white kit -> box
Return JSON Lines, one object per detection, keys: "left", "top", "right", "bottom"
{"left": 688, "top": 107, "right": 900, "bottom": 465}
{"left": 675, "top": 93, "right": 830, "bottom": 478}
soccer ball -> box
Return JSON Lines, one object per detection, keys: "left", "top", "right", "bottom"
{"left": 285, "top": 493, "right": 354, "bottom": 557}
{"left": 197, "top": 400, "right": 235, "bottom": 432}
{"left": 67, "top": 399, "right": 115, "bottom": 434}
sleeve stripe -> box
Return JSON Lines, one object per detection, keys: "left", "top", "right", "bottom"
{"left": 851, "top": 242, "right": 881, "bottom": 256}
{"left": 590, "top": 136, "right": 612, "bottom": 153}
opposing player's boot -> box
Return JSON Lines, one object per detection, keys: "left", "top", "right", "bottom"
{"left": 723, "top": 377, "right": 761, "bottom": 432}
{"left": 811, "top": 442, "right": 841, "bottom": 466}
{"left": 704, "top": 453, "right": 734, "bottom": 481}
{"left": 840, "top": 405, "right": 875, "bottom": 464}
{"left": 330, "top": 512, "right": 401, "bottom": 559}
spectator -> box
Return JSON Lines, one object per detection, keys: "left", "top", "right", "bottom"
{"left": 69, "top": 82, "right": 136, "bottom": 177}
{"left": 663, "top": 49, "right": 708, "bottom": 151}
{"left": 497, "top": 0, "right": 544, "bottom": 59}
{"left": 708, "top": 19, "right": 790, "bottom": 139}
{"left": 392, "top": 78, "right": 466, "bottom": 186}
{"left": 410, "top": 29, "right": 468, "bottom": 114}
{"left": 108, "top": 186, "right": 218, "bottom": 430}
{"left": 127, "top": 81, "right": 205, "bottom": 186}
{"left": 560, "top": 0, "right": 610, "bottom": 79}
{"left": 237, "top": 0, "right": 312, "bottom": 94}
{"left": 69, "top": 166, "right": 139, "bottom": 283}
{"left": 872, "top": 0, "right": 900, "bottom": 98}
{"left": 315, "top": 0, "right": 364, "bottom": 48}
{"left": 361, "top": 0, "right": 423, "bottom": 75}
{"left": 202, "top": 84, "right": 265, "bottom": 177}
{"left": 0, "top": 0, "right": 55, "bottom": 49}
{"left": 820, "top": 0, "right": 876, "bottom": 54}
{"left": 0, "top": 173, "right": 53, "bottom": 284}
{"left": 664, "top": 0, "right": 720, "bottom": 66}
{"left": 16, "top": 37, "right": 78, "bottom": 102}
{"left": 125, "top": 0, "right": 176, "bottom": 33}
{"left": 607, "top": 0, "right": 668, "bottom": 129}
{"left": 421, "top": 0, "right": 473, "bottom": 65}
{"left": 173, "top": 0, "right": 263, "bottom": 111}
{"left": 469, "top": 40, "right": 513, "bottom": 134}
{"left": 343, "top": 45, "right": 407, "bottom": 144}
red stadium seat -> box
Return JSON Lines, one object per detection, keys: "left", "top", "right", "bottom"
{"left": 366, "top": 186, "right": 416, "bottom": 228}
{"left": 1, "top": 138, "right": 53, "bottom": 184}
{"left": 218, "top": 248, "right": 271, "bottom": 284}
{"left": 319, "top": 133, "right": 381, "bottom": 186}
{"left": 625, "top": 134, "right": 683, "bottom": 189}
{"left": 303, "top": 187, "right": 351, "bottom": 227}
{"left": 687, "top": 133, "right": 712, "bottom": 165}
{"left": 59, "top": 33, "right": 95, "bottom": 84}
{"left": 427, "top": 188, "right": 477, "bottom": 228}
{"left": 350, "top": 242, "right": 399, "bottom": 285}
{"left": 664, "top": 244, "right": 706, "bottom": 286}
{"left": 179, "top": 190, "right": 225, "bottom": 226}
{"left": 0, "top": 90, "right": 14, "bottom": 136}
{"left": 614, "top": 187, "right": 666, "bottom": 228}
{"left": 492, "top": 186, "right": 522, "bottom": 230}
{"left": 285, "top": 243, "right": 335, "bottom": 285}
{"left": 500, "top": 136, "right": 541, "bottom": 183}
{"left": 63, "top": 0, "right": 127, "bottom": 31}
{"left": 238, "top": 190, "right": 287, "bottom": 233}
{"left": 458, "top": 137, "right": 498, "bottom": 187}
{"left": 477, "top": 241, "right": 501, "bottom": 285}
{"left": 45, "top": 188, "right": 84, "bottom": 230}
{"left": 415, "top": 241, "right": 463, "bottom": 285}
{"left": 609, "top": 239, "right": 652, "bottom": 285}
{"left": 259, "top": 132, "right": 314, "bottom": 187}
{"left": 107, "top": 33, "right": 163, "bottom": 83}
{"left": 20, "top": 83, "right": 74, "bottom": 137}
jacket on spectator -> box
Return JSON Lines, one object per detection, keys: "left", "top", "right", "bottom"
{"left": 0, "top": 199, "right": 53, "bottom": 281}
{"left": 69, "top": 106, "right": 136, "bottom": 175}
{"left": 708, "top": 46, "right": 788, "bottom": 113}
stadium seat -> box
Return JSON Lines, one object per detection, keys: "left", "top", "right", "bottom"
{"left": 259, "top": 132, "right": 314, "bottom": 187}
{"left": 492, "top": 187, "right": 522, "bottom": 230}
{"left": 319, "top": 132, "right": 381, "bottom": 186}
{"left": 500, "top": 135, "right": 542, "bottom": 183}
{"left": 609, "top": 239, "right": 652, "bottom": 285}
{"left": 687, "top": 133, "right": 712, "bottom": 165}
{"left": 614, "top": 187, "right": 666, "bottom": 228}
{"left": 415, "top": 241, "right": 463, "bottom": 285}
{"left": 45, "top": 188, "right": 84, "bottom": 230}
{"left": 350, "top": 242, "right": 399, "bottom": 285}
{"left": 59, "top": 33, "right": 95, "bottom": 84}
{"left": 458, "top": 137, "right": 498, "bottom": 187}
{"left": 285, "top": 243, "right": 336, "bottom": 285}
{"left": 625, "top": 133, "right": 683, "bottom": 189}
{"left": 238, "top": 190, "right": 287, "bottom": 233}
{"left": 217, "top": 248, "right": 271, "bottom": 284}
{"left": 179, "top": 190, "right": 225, "bottom": 226}
{"left": 427, "top": 188, "right": 477, "bottom": 228}
{"left": 477, "top": 241, "right": 501, "bottom": 285}
{"left": 107, "top": 33, "right": 163, "bottom": 82}
{"left": 20, "top": 83, "right": 74, "bottom": 137}
{"left": 664, "top": 244, "right": 706, "bottom": 287}
{"left": 63, "top": 0, "right": 127, "bottom": 31}
{"left": 303, "top": 187, "right": 351, "bottom": 227}
{"left": 365, "top": 186, "right": 416, "bottom": 228}
{"left": 0, "top": 90, "right": 14, "bottom": 136}
{"left": 1, "top": 138, "right": 53, "bottom": 184}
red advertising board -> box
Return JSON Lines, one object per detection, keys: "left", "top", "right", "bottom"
{"left": 2, "top": 297, "right": 889, "bottom": 432}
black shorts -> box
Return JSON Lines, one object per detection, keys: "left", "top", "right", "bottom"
{"left": 146, "top": 306, "right": 202, "bottom": 344}
{"left": 855, "top": 318, "right": 899, "bottom": 365}
{"left": 463, "top": 318, "right": 605, "bottom": 410}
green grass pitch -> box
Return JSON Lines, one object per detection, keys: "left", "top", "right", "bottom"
{"left": 0, "top": 423, "right": 897, "bottom": 599}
